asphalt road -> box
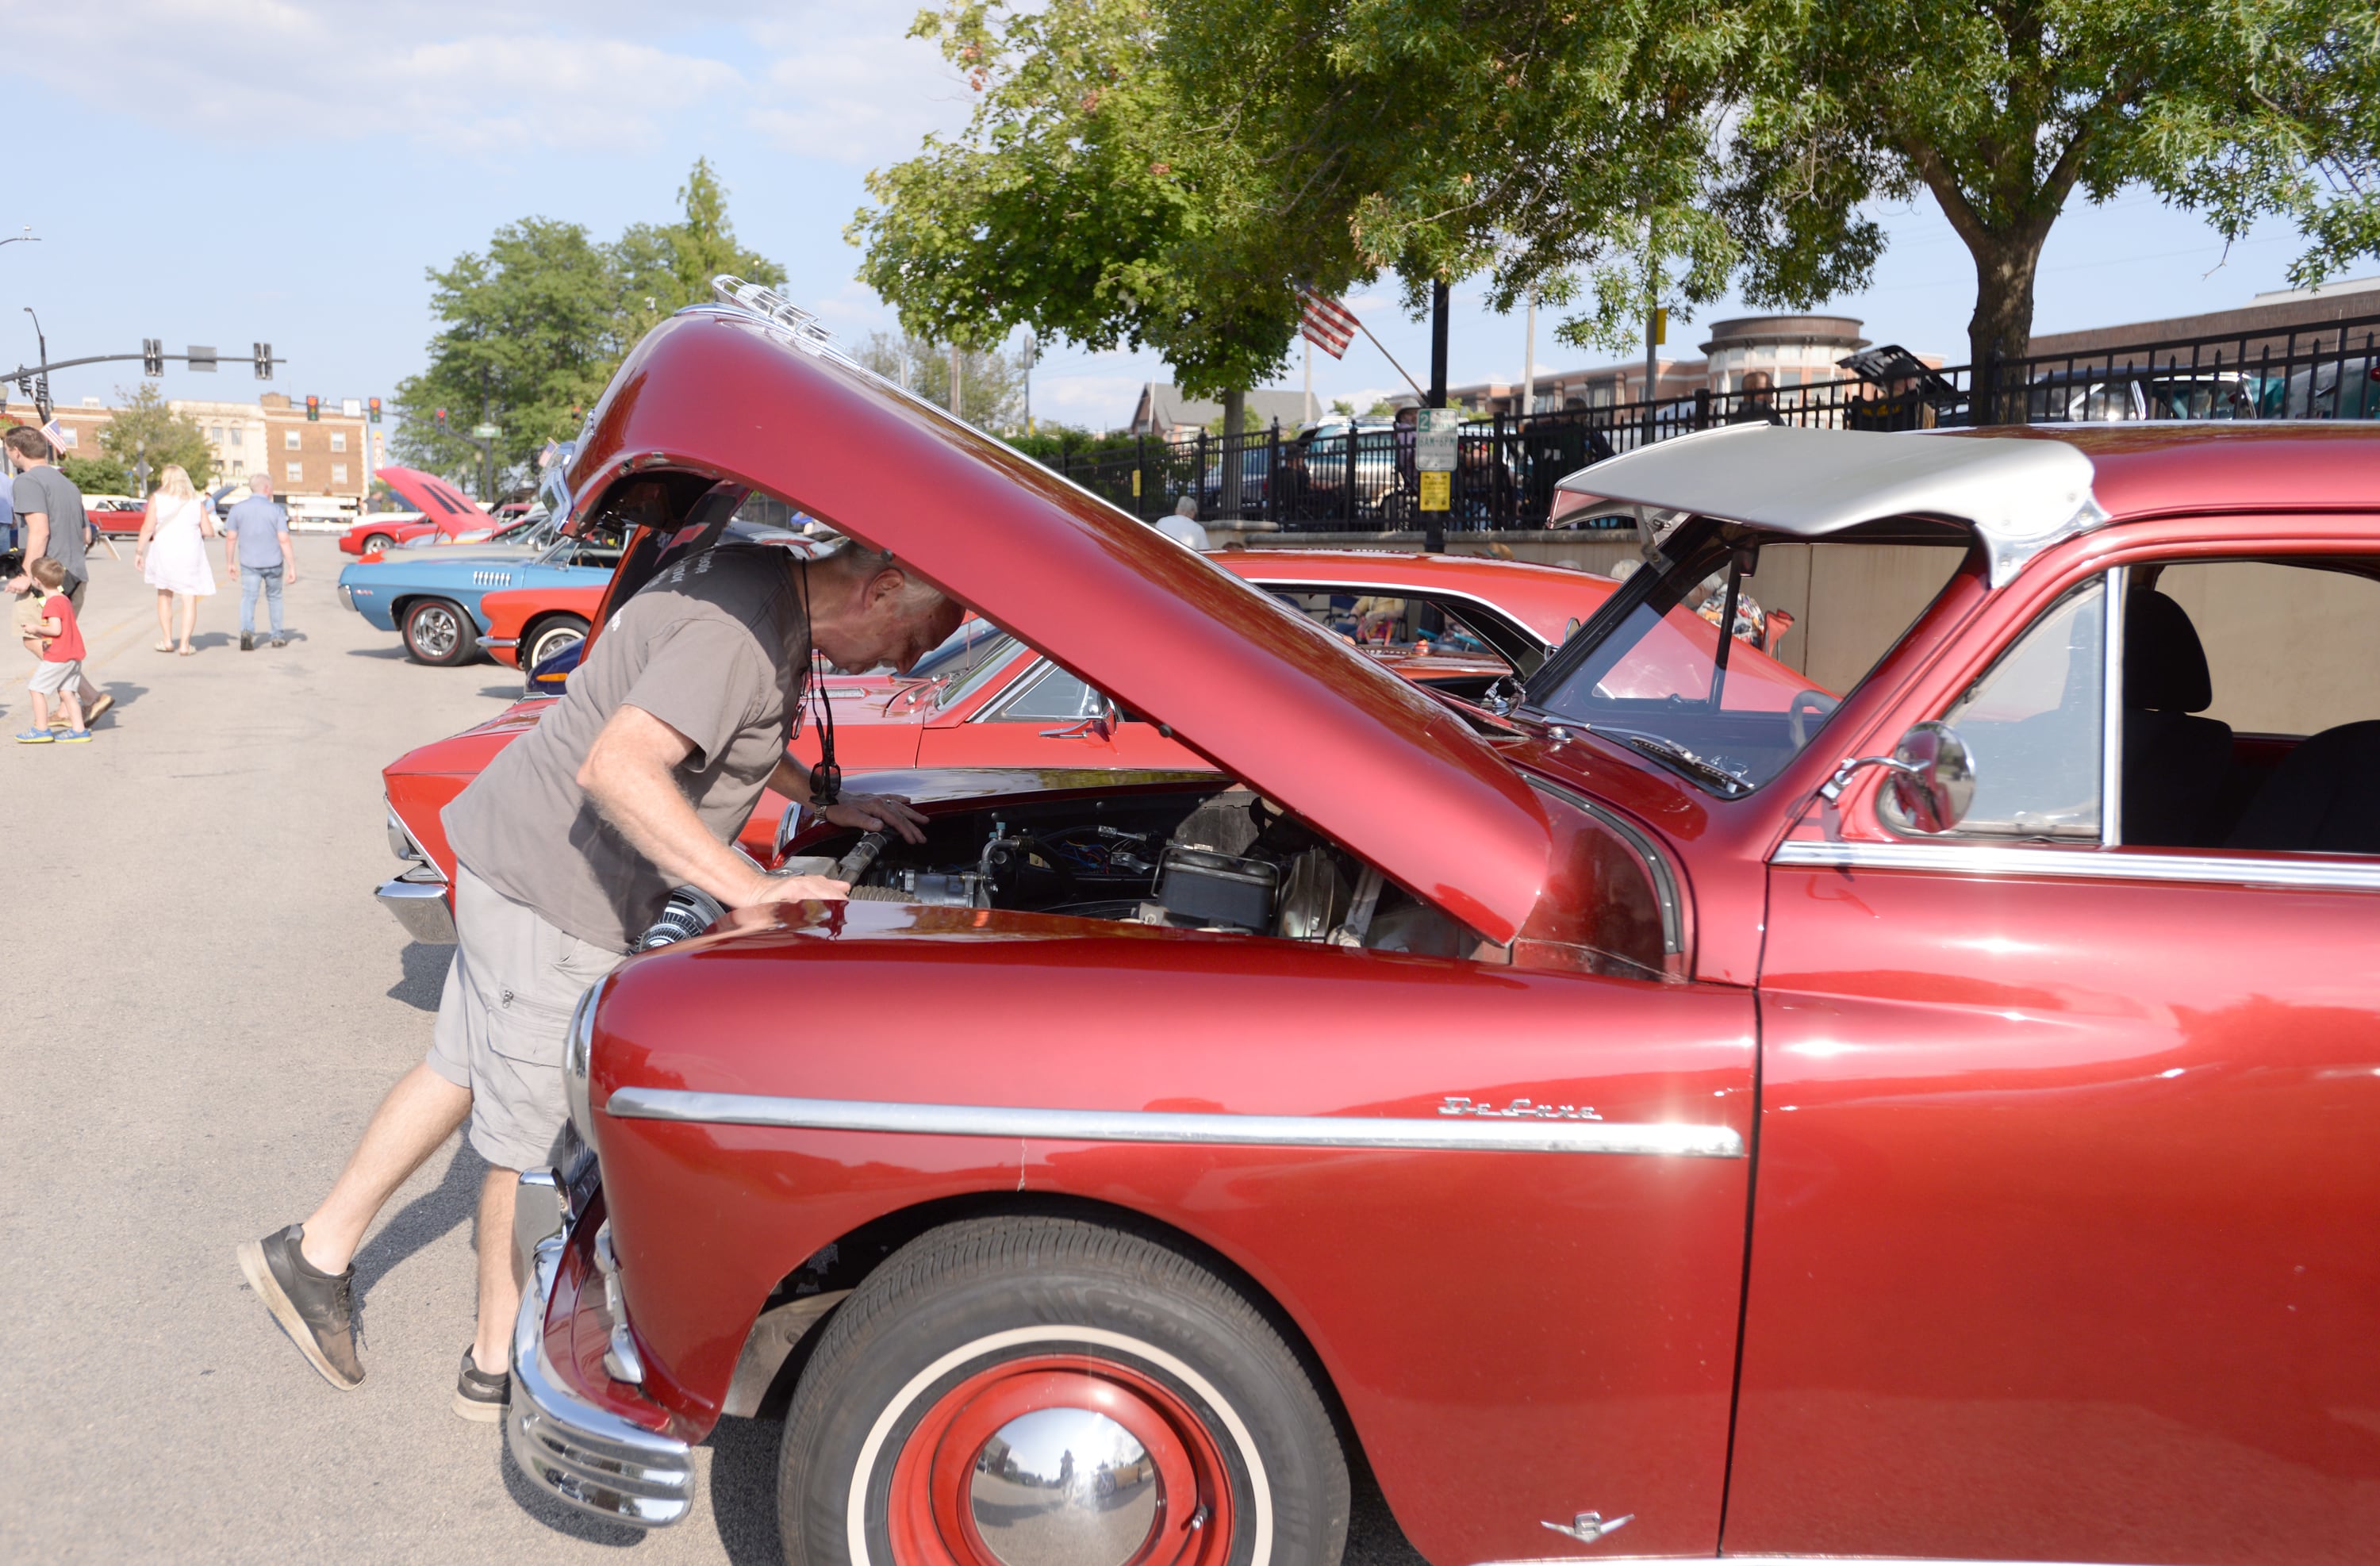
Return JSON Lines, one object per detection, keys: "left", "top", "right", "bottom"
{"left": 0, "top": 535, "right": 1425, "bottom": 1564}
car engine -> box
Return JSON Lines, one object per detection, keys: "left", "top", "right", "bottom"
{"left": 638, "top": 788, "right": 1476, "bottom": 956}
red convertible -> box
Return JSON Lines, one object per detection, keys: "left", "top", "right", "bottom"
{"left": 475, "top": 290, "right": 2380, "bottom": 1565}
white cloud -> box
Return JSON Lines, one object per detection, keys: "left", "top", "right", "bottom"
{"left": 1034, "top": 374, "right": 1149, "bottom": 430}
{"left": 749, "top": 28, "right": 977, "bottom": 167}
{"left": 13, "top": 2, "right": 959, "bottom": 162}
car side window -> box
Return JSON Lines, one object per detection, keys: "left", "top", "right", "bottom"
{"left": 1906, "top": 576, "right": 2106, "bottom": 841}
{"left": 2130, "top": 558, "right": 2380, "bottom": 855}
{"left": 989, "top": 662, "right": 1104, "bottom": 723}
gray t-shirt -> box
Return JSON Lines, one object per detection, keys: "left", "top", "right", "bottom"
{"left": 443, "top": 543, "right": 810, "bottom": 952}
{"left": 225, "top": 496, "right": 290, "bottom": 568}
{"left": 10, "top": 466, "right": 88, "bottom": 585}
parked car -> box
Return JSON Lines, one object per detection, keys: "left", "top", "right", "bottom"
{"left": 336, "top": 525, "right": 624, "bottom": 665}
{"left": 376, "top": 547, "right": 1674, "bottom": 895}
{"left": 83, "top": 493, "right": 148, "bottom": 535}
{"left": 2023, "top": 365, "right": 2276, "bottom": 423}
{"left": 340, "top": 467, "right": 494, "bottom": 555}
{"left": 475, "top": 579, "right": 605, "bottom": 673}
{"left": 478, "top": 298, "right": 2380, "bottom": 1565}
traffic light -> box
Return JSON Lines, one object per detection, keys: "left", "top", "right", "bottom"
{"left": 436, "top": 408, "right": 448, "bottom": 431}
{"left": 367, "top": 396, "right": 382, "bottom": 424}
{"left": 252, "top": 343, "right": 274, "bottom": 380}
{"left": 305, "top": 395, "right": 320, "bottom": 422}
{"left": 141, "top": 339, "right": 163, "bottom": 377}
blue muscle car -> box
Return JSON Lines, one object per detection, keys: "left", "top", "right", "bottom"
{"left": 336, "top": 529, "right": 624, "bottom": 666}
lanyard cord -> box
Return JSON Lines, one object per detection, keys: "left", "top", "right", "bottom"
{"left": 797, "top": 558, "right": 840, "bottom": 804}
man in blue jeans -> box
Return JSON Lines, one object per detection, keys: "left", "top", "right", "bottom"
{"left": 221, "top": 471, "right": 298, "bottom": 651}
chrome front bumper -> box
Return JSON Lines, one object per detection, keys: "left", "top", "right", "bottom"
{"left": 507, "top": 1234, "right": 694, "bottom": 1527}
{"left": 375, "top": 874, "right": 457, "bottom": 943}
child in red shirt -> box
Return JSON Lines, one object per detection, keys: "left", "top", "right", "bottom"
{"left": 19, "top": 556, "right": 90, "bottom": 743}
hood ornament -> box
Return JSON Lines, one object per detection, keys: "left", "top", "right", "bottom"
{"left": 1541, "top": 1510, "right": 1633, "bottom": 1545}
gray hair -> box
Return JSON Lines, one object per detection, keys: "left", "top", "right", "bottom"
{"left": 1175, "top": 495, "right": 1199, "bottom": 519}
{"left": 249, "top": 472, "right": 274, "bottom": 494}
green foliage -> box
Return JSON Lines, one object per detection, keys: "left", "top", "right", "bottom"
{"left": 99, "top": 385, "right": 213, "bottom": 490}
{"left": 1003, "top": 423, "right": 1143, "bottom": 463}
{"left": 393, "top": 162, "right": 785, "bottom": 493}
{"left": 1722, "top": 0, "right": 2380, "bottom": 363}
{"left": 850, "top": 0, "right": 1346, "bottom": 401}
{"left": 853, "top": 328, "right": 1031, "bottom": 427}
{"left": 59, "top": 455, "right": 130, "bottom": 496}
{"left": 1159, "top": 0, "right": 2378, "bottom": 366}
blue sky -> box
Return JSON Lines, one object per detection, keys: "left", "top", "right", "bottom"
{"left": 3, "top": 3, "right": 2362, "bottom": 433}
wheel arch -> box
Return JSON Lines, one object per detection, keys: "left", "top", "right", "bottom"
{"left": 725, "top": 1190, "right": 1376, "bottom": 1485}
{"left": 520, "top": 608, "right": 591, "bottom": 656}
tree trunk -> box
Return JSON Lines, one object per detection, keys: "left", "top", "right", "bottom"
{"left": 1219, "top": 386, "right": 1246, "bottom": 520}
{"left": 1964, "top": 227, "right": 2048, "bottom": 426}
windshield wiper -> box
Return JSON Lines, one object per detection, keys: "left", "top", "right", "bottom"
{"left": 1609, "top": 731, "right": 1750, "bottom": 796}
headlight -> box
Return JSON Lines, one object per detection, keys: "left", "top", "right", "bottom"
{"left": 564, "top": 979, "right": 605, "bottom": 1150}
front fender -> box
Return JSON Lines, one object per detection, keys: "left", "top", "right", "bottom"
{"left": 590, "top": 899, "right": 1756, "bottom": 1564}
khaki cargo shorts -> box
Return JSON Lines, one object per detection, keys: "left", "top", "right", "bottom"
{"left": 427, "top": 864, "right": 622, "bottom": 1172}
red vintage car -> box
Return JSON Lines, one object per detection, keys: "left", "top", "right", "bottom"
{"left": 340, "top": 466, "right": 493, "bottom": 555}
{"left": 476, "top": 581, "right": 606, "bottom": 671}
{"left": 503, "top": 295, "right": 2380, "bottom": 1564}
{"left": 378, "top": 549, "right": 1662, "bottom": 902}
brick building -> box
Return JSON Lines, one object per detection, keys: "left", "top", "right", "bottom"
{"left": 1, "top": 390, "right": 375, "bottom": 516}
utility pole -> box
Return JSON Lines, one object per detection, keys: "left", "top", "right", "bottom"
{"left": 1522, "top": 290, "right": 1537, "bottom": 419}
{"left": 1426, "top": 280, "right": 1449, "bottom": 409}
{"left": 1302, "top": 338, "right": 1314, "bottom": 425}
{"left": 1021, "top": 332, "right": 1038, "bottom": 435}
{"left": 949, "top": 343, "right": 962, "bottom": 421}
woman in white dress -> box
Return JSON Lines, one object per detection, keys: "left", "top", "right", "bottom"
{"left": 135, "top": 465, "right": 217, "bottom": 655}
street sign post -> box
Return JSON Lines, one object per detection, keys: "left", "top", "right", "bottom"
{"left": 470, "top": 423, "right": 501, "bottom": 439}
{"left": 1415, "top": 407, "right": 1458, "bottom": 516}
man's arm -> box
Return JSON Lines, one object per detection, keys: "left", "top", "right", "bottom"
{"left": 7, "top": 509, "right": 45, "bottom": 590}
{"left": 280, "top": 531, "right": 298, "bottom": 583}
{"left": 578, "top": 704, "right": 845, "bottom": 909}
{"left": 765, "top": 753, "right": 930, "bottom": 842}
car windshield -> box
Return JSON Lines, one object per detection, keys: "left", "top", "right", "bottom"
{"left": 935, "top": 629, "right": 1026, "bottom": 708}
{"left": 1526, "top": 526, "right": 1966, "bottom": 794}
{"left": 907, "top": 617, "right": 1006, "bottom": 682}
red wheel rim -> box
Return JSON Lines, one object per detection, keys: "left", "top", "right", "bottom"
{"left": 885, "top": 1352, "right": 1236, "bottom": 1566}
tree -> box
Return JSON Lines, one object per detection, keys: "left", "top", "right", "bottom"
{"left": 393, "top": 162, "right": 785, "bottom": 494}
{"left": 100, "top": 384, "right": 213, "bottom": 491}
{"left": 1723, "top": 0, "right": 2380, "bottom": 375}
{"left": 616, "top": 157, "right": 788, "bottom": 345}
{"left": 60, "top": 455, "right": 131, "bottom": 496}
{"left": 853, "top": 328, "right": 1031, "bottom": 427}
{"left": 850, "top": 0, "right": 1350, "bottom": 444}
{"left": 1161, "top": 0, "right": 2379, "bottom": 376}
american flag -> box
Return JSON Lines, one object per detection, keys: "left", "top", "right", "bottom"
{"left": 1297, "top": 287, "right": 1359, "bottom": 359}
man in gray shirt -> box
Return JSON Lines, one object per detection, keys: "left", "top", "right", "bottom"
{"left": 221, "top": 471, "right": 298, "bottom": 651}
{"left": 240, "top": 529, "right": 960, "bottom": 1417}
{"left": 5, "top": 426, "right": 109, "bottom": 724}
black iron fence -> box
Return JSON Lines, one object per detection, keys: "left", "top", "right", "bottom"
{"left": 1055, "top": 311, "right": 2380, "bottom": 534}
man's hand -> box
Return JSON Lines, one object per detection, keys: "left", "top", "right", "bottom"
{"left": 3, "top": 574, "right": 26, "bottom": 594}
{"left": 819, "top": 793, "right": 929, "bottom": 844}
{"left": 726, "top": 872, "right": 850, "bottom": 909}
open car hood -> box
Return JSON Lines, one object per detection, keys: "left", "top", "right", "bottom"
{"left": 374, "top": 466, "right": 493, "bottom": 530}
{"left": 566, "top": 302, "right": 1553, "bottom": 942}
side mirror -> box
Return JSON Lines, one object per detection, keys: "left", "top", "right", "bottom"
{"left": 1818, "top": 719, "right": 1978, "bottom": 835}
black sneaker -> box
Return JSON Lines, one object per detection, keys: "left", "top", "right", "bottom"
{"left": 240, "top": 632, "right": 255, "bottom": 652}
{"left": 455, "top": 1345, "right": 509, "bottom": 1422}
{"left": 236, "top": 1224, "right": 363, "bottom": 1389}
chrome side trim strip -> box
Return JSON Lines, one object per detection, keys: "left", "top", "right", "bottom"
{"left": 604, "top": 1088, "right": 1744, "bottom": 1158}
{"left": 1772, "top": 836, "right": 2380, "bottom": 892}
{"left": 1491, "top": 1556, "right": 2155, "bottom": 1565}
{"left": 1525, "top": 775, "right": 1686, "bottom": 958}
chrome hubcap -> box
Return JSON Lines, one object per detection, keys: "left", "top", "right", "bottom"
{"left": 416, "top": 608, "right": 458, "bottom": 657}
{"left": 968, "top": 1407, "right": 1157, "bottom": 1566}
